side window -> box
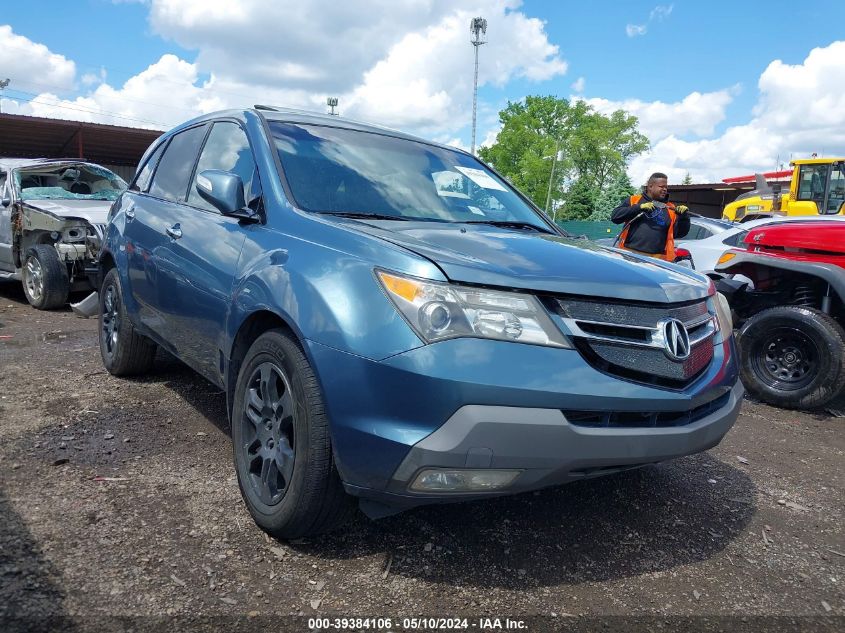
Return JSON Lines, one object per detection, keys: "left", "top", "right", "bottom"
{"left": 133, "top": 142, "right": 166, "bottom": 193}
{"left": 683, "top": 225, "right": 703, "bottom": 240}
{"left": 721, "top": 231, "right": 747, "bottom": 247}
{"left": 825, "top": 164, "right": 845, "bottom": 214}
{"left": 797, "top": 164, "right": 828, "bottom": 201}
{"left": 148, "top": 124, "right": 208, "bottom": 202}
{"left": 187, "top": 121, "right": 260, "bottom": 212}
{"left": 0, "top": 172, "right": 6, "bottom": 197}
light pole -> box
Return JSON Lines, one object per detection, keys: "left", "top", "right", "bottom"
{"left": 470, "top": 17, "right": 487, "bottom": 155}
{"left": 0, "top": 79, "right": 9, "bottom": 115}
{"left": 327, "top": 97, "right": 339, "bottom": 116}
{"left": 544, "top": 147, "right": 564, "bottom": 220}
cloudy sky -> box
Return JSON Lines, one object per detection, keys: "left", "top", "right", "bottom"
{"left": 1, "top": 0, "right": 844, "bottom": 184}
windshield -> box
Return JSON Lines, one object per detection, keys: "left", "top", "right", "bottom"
{"left": 270, "top": 122, "right": 547, "bottom": 226}
{"left": 15, "top": 163, "right": 127, "bottom": 202}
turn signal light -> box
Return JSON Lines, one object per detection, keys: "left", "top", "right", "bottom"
{"left": 717, "top": 252, "right": 737, "bottom": 265}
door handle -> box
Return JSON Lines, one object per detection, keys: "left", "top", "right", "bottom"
{"left": 165, "top": 224, "right": 183, "bottom": 240}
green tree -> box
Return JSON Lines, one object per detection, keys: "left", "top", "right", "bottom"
{"left": 560, "top": 178, "right": 599, "bottom": 220}
{"left": 589, "top": 171, "right": 637, "bottom": 221}
{"left": 682, "top": 172, "right": 693, "bottom": 185}
{"left": 479, "top": 95, "right": 649, "bottom": 210}
{"left": 479, "top": 96, "right": 589, "bottom": 208}
{"left": 567, "top": 110, "right": 650, "bottom": 191}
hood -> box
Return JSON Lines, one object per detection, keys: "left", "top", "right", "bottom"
{"left": 24, "top": 198, "right": 112, "bottom": 225}
{"left": 745, "top": 221, "right": 845, "bottom": 254}
{"left": 342, "top": 220, "right": 711, "bottom": 303}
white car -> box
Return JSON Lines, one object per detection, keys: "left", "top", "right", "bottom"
{"left": 677, "top": 215, "right": 845, "bottom": 273}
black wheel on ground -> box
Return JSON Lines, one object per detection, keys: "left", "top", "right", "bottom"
{"left": 738, "top": 306, "right": 845, "bottom": 410}
{"left": 232, "top": 329, "right": 355, "bottom": 539}
{"left": 22, "top": 245, "right": 69, "bottom": 310}
{"left": 98, "top": 267, "right": 157, "bottom": 376}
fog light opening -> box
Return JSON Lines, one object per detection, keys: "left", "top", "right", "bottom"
{"left": 409, "top": 468, "right": 521, "bottom": 492}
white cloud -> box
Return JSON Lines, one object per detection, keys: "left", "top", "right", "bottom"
{"left": 627, "top": 4, "right": 673, "bottom": 38}
{"left": 624, "top": 42, "right": 845, "bottom": 184}
{"left": 346, "top": 7, "right": 566, "bottom": 133}
{"left": 479, "top": 126, "right": 501, "bottom": 149}
{"left": 81, "top": 68, "right": 108, "bottom": 87}
{"left": 582, "top": 88, "right": 736, "bottom": 142}
{"left": 0, "top": 25, "right": 76, "bottom": 92}
{"left": 650, "top": 4, "right": 674, "bottom": 21}
{"left": 571, "top": 76, "right": 585, "bottom": 92}
{"left": 5, "top": 54, "right": 215, "bottom": 129}
{"left": 1, "top": 2, "right": 565, "bottom": 139}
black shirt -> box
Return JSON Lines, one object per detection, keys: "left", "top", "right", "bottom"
{"left": 611, "top": 194, "right": 690, "bottom": 254}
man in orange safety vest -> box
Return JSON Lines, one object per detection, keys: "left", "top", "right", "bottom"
{"left": 611, "top": 172, "right": 690, "bottom": 261}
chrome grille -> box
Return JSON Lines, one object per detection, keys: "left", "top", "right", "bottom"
{"left": 555, "top": 297, "right": 717, "bottom": 388}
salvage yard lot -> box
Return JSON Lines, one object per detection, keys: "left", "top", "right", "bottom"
{"left": 0, "top": 282, "right": 842, "bottom": 630}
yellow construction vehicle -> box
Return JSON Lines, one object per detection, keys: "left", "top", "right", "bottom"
{"left": 722, "top": 157, "right": 845, "bottom": 222}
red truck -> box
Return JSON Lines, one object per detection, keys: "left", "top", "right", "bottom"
{"left": 715, "top": 220, "right": 845, "bottom": 410}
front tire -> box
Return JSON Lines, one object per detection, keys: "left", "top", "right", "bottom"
{"left": 22, "top": 245, "right": 69, "bottom": 310}
{"left": 98, "top": 268, "right": 157, "bottom": 376}
{"left": 738, "top": 306, "right": 845, "bottom": 409}
{"left": 232, "top": 330, "right": 354, "bottom": 539}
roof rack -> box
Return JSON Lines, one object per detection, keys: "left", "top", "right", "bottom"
{"left": 254, "top": 104, "right": 325, "bottom": 116}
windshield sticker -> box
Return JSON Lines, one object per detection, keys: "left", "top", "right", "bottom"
{"left": 455, "top": 166, "right": 507, "bottom": 191}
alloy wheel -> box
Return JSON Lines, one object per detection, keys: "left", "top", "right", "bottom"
{"left": 24, "top": 256, "right": 44, "bottom": 303}
{"left": 241, "top": 362, "right": 296, "bottom": 505}
{"left": 101, "top": 284, "right": 120, "bottom": 358}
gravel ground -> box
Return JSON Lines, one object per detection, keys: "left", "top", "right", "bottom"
{"left": 0, "top": 281, "right": 842, "bottom": 633}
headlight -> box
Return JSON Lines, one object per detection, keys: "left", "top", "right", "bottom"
{"left": 714, "top": 292, "right": 733, "bottom": 342}
{"left": 376, "top": 270, "right": 571, "bottom": 348}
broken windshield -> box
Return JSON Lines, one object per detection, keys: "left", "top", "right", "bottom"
{"left": 15, "top": 163, "right": 127, "bottom": 202}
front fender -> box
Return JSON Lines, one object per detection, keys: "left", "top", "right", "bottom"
{"left": 717, "top": 250, "right": 845, "bottom": 301}
{"left": 226, "top": 229, "right": 439, "bottom": 362}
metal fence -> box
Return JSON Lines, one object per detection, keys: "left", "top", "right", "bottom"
{"left": 556, "top": 221, "right": 620, "bottom": 241}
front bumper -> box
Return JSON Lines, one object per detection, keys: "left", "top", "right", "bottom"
{"left": 306, "top": 334, "right": 741, "bottom": 512}
{"left": 351, "top": 380, "right": 742, "bottom": 512}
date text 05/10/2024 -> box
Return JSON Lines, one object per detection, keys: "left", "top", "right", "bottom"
{"left": 308, "top": 617, "right": 528, "bottom": 630}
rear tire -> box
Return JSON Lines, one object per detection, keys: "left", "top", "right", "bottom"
{"left": 232, "top": 329, "right": 355, "bottom": 539}
{"left": 22, "top": 245, "right": 69, "bottom": 310}
{"left": 738, "top": 306, "right": 845, "bottom": 410}
{"left": 98, "top": 268, "right": 157, "bottom": 376}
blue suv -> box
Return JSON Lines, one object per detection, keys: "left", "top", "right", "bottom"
{"left": 98, "top": 107, "right": 742, "bottom": 538}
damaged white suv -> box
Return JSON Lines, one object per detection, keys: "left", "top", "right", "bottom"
{"left": 0, "top": 159, "right": 127, "bottom": 309}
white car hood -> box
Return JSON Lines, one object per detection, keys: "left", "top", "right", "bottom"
{"left": 24, "top": 198, "right": 113, "bottom": 225}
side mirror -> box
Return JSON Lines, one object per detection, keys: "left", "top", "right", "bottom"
{"left": 1, "top": 190, "right": 10, "bottom": 208}
{"left": 195, "top": 170, "right": 258, "bottom": 222}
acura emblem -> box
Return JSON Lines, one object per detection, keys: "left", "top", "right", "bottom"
{"left": 660, "top": 318, "right": 690, "bottom": 361}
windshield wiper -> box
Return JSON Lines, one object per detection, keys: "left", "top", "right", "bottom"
{"left": 461, "top": 220, "right": 554, "bottom": 234}
{"left": 317, "top": 211, "right": 411, "bottom": 221}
